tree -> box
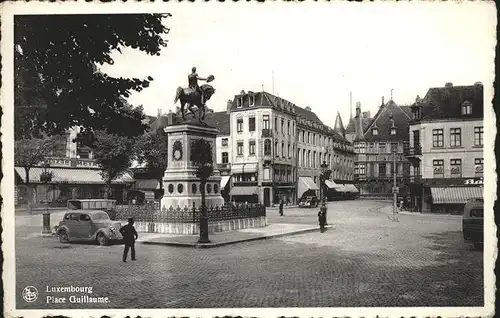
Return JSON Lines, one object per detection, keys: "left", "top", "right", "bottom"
{"left": 14, "top": 135, "right": 60, "bottom": 203}
{"left": 14, "top": 14, "right": 171, "bottom": 139}
{"left": 91, "top": 130, "right": 137, "bottom": 199}
{"left": 135, "top": 130, "right": 168, "bottom": 195}
{"left": 190, "top": 138, "right": 214, "bottom": 243}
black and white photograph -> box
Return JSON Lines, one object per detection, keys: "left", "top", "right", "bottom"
{"left": 1, "top": 2, "right": 496, "bottom": 317}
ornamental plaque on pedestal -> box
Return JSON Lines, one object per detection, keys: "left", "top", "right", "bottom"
{"left": 160, "top": 123, "right": 224, "bottom": 211}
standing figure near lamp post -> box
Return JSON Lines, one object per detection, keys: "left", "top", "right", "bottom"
{"left": 40, "top": 161, "right": 54, "bottom": 235}
{"left": 319, "top": 161, "right": 331, "bottom": 226}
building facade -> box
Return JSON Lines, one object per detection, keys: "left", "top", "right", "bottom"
{"left": 351, "top": 99, "right": 412, "bottom": 198}
{"left": 227, "top": 90, "right": 355, "bottom": 206}
{"left": 405, "top": 82, "right": 484, "bottom": 214}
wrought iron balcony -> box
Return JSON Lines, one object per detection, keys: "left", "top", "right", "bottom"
{"left": 261, "top": 129, "right": 273, "bottom": 138}
{"left": 403, "top": 142, "right": 422, "bottom": 157}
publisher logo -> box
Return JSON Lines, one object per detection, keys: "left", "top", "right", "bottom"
{"left": 22, "top": 286, "right": 38, "bottom": 303}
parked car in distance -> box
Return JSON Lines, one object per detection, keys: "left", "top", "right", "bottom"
{"left": 55, "top": 210, "right": 123, "bottom": 246}
{"left": 299, "top": 196, "right": 319, "bottom": 208}
{"left": 462, "top": 198, "right": 483, "bottom": 250}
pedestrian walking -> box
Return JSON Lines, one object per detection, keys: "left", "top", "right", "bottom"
{"left": 279, "top": 200, "right": 284, "bottom": 216}
{"left": 120, "top": 217, "right": 138, "bottom": 262}
{"left": 318, "top": 208, "right": 326, "bottom": 233}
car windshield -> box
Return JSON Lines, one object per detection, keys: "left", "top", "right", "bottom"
{"left": 91, "top": 212, "right": 110, "bottom": 220}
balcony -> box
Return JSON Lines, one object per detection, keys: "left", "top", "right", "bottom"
{"left": 409, "top": 174, "right": 422, "bottom": 184}
{"left": 403, "top": 142, "right": 422, "bottom": 157}
{"left": 217, "top": 163, "right": 231, "bottom": 170}
{"left": 261, "top": 129, "right": 273, "bottom": 138}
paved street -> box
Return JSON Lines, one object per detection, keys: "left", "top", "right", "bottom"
{"left": 15, "top": 200, "right": 483, "bottom": 309}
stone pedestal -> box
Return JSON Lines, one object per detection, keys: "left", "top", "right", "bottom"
{"left": 160, "top": 123, "right": 224, "bottom": 210}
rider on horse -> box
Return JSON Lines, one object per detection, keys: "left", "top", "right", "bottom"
{"left": 188, "top": 67, "right": 209, "bottom": 105}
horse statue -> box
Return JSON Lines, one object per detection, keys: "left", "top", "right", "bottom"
{"left": 174, "top": 75, "right": 216, "bottom": 123}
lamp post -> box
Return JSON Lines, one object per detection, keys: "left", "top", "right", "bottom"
{"left": 391, "top": 148, "right": 399, "bottom": 222}
{"left": 40, "top": 161, "right": 53, "bottom": 234}
{"left": 320, "top": 160, "right": 328, "bottom": 225}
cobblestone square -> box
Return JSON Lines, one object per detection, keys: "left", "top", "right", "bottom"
{"left": 15, "top": 200, "right": 483, "bottom": 309}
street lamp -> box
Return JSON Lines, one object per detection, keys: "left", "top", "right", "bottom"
{"left": 320, "top": 161, "right": 329, "bottom": 225}
{"left": 40, "top": 161, "right": 53, "bottom": 234}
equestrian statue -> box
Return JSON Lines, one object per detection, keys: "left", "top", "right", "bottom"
{"left": 174, "top": 67, "right": 216, "bottom": 123}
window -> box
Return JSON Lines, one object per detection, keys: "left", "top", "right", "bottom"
{"left": 475, "top": 158, "right": 484, "bottom": 174}
{"left": 249, "top": 117, "right": 256, "bottom": 132}
{"left": 221, "top": 138, "right": 228, "bottom": 147}
{"left": 263, "top": 115, "right": 270, "bottom": 129}
{"left": 219, "top": 151, "right": 228, "bottom": 164}
{"left": 474, "top": 127, "right": 483, "bottom": 146}
{"left": 359, "top": 163, "right": 366, "bottom": 175}
{"left": 450, "top": 128, "right": 462, "bottom": 147}
{"left": 275, "top": 141, "right": 279, "bottom": 157}
{"left": 288, "top": 145, "right": 291, "bottom": 158}
{"left": 450, "top": 159, "right": 462, "bottom": 176}
{"left": 391, "top": 128, "right": 396, "bottom": 135}
{"left": 237, "top": 118, "right": 243, "bottom": 132}
{"left": 236, "top": 98, "right": 242, "bottom": 108}
{"left": 413, "top": 107, "right": 421, "bottom": 120}
{"left": 373, "top": 127, "right": 378, "bottom": 135}
{"left": 433, "top": 159, "right": 444, "bottom": 177}
{"left": 287, "top": 120, "right": 290, "bottom": 135}
{"left": 281, "top": 119, "right": 284, "bottom": 133}
{"left": 378, "top": 163, "right": 386, "bottom": 177}
{"left": 461, "top": 101, "right": 472, "bottom": 115}
{"left": 264, "top": 139, "right": 272, "bottom": 155}
{"left": 80, "top": 214, "right": 91, "bottom": 221}
{"left": 369, "top": 143, "right": 374, "bottom": 153}
{"left": 359, "top": 143, "right": 366, "bottom": 153}
{"left": 249, "top": 141, "right": 256, "bottom": 155}
{"left": 275, "top": 118, "right": 278, "bottom": 132}
{"left": 432, "top": 129, "right": 444, "bottom": 147}
{"left": 237, "top": 142, "right": 243, "bottom": 156}
{"left": 249, "top": 95, "right": 255, "bottom": 106}
{"left": 391, "top": 142, "right": 398, "bottom": 153}
{"left": 379, "top": 143, "right": 386, "bottom": 153}
{"left": 264, "top": 168, "right": 270, "bottom": 180}
{"left": 281, "top": 143, "right": 285, "bottom": 158}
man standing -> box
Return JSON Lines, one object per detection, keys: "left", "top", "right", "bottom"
{"left": 120, "top": 217, "right": 138, "bottom": 262}
{"left": 279, "top": 200, "right": 284, "bottom": 216}
{"left": 188, "top": 67, "right": 208, "bottom": 104}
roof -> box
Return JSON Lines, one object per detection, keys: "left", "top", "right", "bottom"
{"left": 362, "top": 100, "right": 412, "bottom": 141}
{"left": 418, "top": 84, "right": 483, "bottom": 120}
{"left": 203, "top": 111, "right": 230, "bottom": 135}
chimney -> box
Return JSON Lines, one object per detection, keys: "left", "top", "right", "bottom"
{"left": 445, "top": 82, "right": 453, "bottom": 87}
{"left": 355, "top": 101, "right": 361, "bottom": 117}
{"left": 157, "top": 108, "right": 162, "bottom": 117}
{"left": 226, "top": 99, "right": 232, "bottom": 114}
{"left": 166, "top": 112, "right": 175, "bottom": 126}
{"left": 381, "top": 96, "right": 385, "bottom": 107}
{"left": 305, "top": 106, "right": 311, "bottom": 112}
{"left": 240, "top": 90, "right": 246, "bottom": 95}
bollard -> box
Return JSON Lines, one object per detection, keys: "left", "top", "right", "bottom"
{"left": 42, "top": 212, "right": 52, "bottom": 234}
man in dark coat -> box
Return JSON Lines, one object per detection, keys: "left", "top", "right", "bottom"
{"left": 120, "top": 218, "right": 138, "bottom": 262}
{"left": 279, "top": 200, "right": 284, "bottom": 216}
{"left": 318, "top": 207, "right": 327, "bottom": 233}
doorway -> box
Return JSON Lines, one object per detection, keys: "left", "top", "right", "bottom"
{"left": 264, "top": 188, "right": 271, "bottom": 207}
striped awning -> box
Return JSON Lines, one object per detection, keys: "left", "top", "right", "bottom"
{"left": 344, "top": 184, "right": 359, "bottom": 193}
{"left": 231, "top": 163, "right": 258, "bottom": 174}
{"left": 431, "top": 186, "right": 483, "bottom": 204}
{"left": 15, "top": 167, "right": 134, "bottom": 185}
{"left": 220, "top": 176, "right": 231, "bottom": 188}
{"left": 325, "top": 180, "right": 341, "bottom": 189}
{"left": 298, "top": 176, "right": 319, "bottom": 198}
{"left": 230, "top": 186, "right": 258, "bottom": 196}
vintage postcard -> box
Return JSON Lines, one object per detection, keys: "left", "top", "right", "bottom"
{"left": 1, "top": 2, "right": 496, "bottom": 317}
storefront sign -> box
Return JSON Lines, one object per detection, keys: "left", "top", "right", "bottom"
{"left": 464, "top": 178, "right": 483, "bottom": 185}
{"left": 76, "top": 160, "right": 100, "bottom": 168}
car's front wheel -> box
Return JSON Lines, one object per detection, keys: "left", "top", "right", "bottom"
{"left": 58, "top": 230, "right": 69, "bottom": 243}
{"left": 96, "top": 233, "right": 109, "bottom": 246}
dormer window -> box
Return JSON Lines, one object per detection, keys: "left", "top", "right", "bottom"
{"left": 249, "top": 95, "right": 255, "bottom": 107}
{"left": 461, "top": 101, "right": 472, "bottom": 115}
{"left": 236, "top": 98, "right": 243, "bottom": 108}
{"left": 413, "top": 107, "right": 421, "bottom": 120}
{"left": 390, "top": 128, "right": 396, "bottom": 135}
{"left": 372, "top": 127, "right": 378, "bottom": 135}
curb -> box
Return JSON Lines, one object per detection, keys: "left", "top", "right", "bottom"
{"left": 140, "top": 226, "right": 331, "bottom": 248}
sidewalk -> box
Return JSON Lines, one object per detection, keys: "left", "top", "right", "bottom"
{"left": 378, "top": 205, "right": 462, "bottom": 218}
{"left": 137, "top": 223, "right": 328, "bottom": 248}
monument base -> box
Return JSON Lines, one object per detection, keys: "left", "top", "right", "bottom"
{"left": 160, "top": 194, "right": 224, "bottom": 210}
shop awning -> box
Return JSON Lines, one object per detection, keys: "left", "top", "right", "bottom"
{"left": 431, "top": 186, "right": 483, "bottom": 204}
{"left": 135, "top": 179, "right": 160, "bottom": 190}
{"left": 231, "top": 163, "right": 258, "bottom": 174}
{"left": 298, "top": 176, "right": 319, "bottom": 198}
{"left": 325, "top": 180, "right": 342, "bottom": 189}
{"left": 344, "top": 184, "right": 359, "bottom": 193}
{"left": 15, "top": 167, "right": 134, "bottom": 185}
{"left": 230, "top": 186, "right": 259, "bottom": 196}
{"left": 220, "top": 176, "right": 231, "bottom": 188}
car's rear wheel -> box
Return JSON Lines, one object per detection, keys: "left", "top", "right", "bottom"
{"left": 58, "top": 230, "right": 69, "bottom": 243}
{"left": 96, "top": 233, "right": 109, "bottom": 246}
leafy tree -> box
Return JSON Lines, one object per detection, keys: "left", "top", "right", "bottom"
{"left": 14, "top": 14, "right": 171, "bottom": 139}
{"left": 14, "top": 135, "right": 61, "bottom": 203}
{"left": 91, "top": 130, "right": 137, "bottom": 199}
{"left": 191, "top": 138, "right": 214, "bottom": 243}
{"left": 135, "top": 130, "right": 168, "bottom": 195}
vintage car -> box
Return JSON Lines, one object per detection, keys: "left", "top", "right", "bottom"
{"left": 299, "top": 196, "right": 319, "bottom": 208}
{"left": 462, "top": 198, "right": 483, "bottom": 250}
{"left": 55, "top": 210, "right": 123, "bottom": 246}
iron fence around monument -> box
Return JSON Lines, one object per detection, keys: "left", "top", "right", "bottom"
{"left": 115, "top": 203, "right": 266, "bottom": 223}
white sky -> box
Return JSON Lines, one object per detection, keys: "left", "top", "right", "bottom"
{"left": 101, "top": 2, "right": 496, "bottom": 128}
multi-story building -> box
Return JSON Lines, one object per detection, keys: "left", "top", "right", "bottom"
{"left": 227, "top": 90, "right": 355, "bottom": 206}
{"left": 351, "top": 98, "right": 413, "bottom": 198}
{"left": 405, "top": 82, "right": 484, "bottom": 213}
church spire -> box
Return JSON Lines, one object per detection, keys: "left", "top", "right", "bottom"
{"left": 334, "top": 111, "right": 345, "bottom": 138}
